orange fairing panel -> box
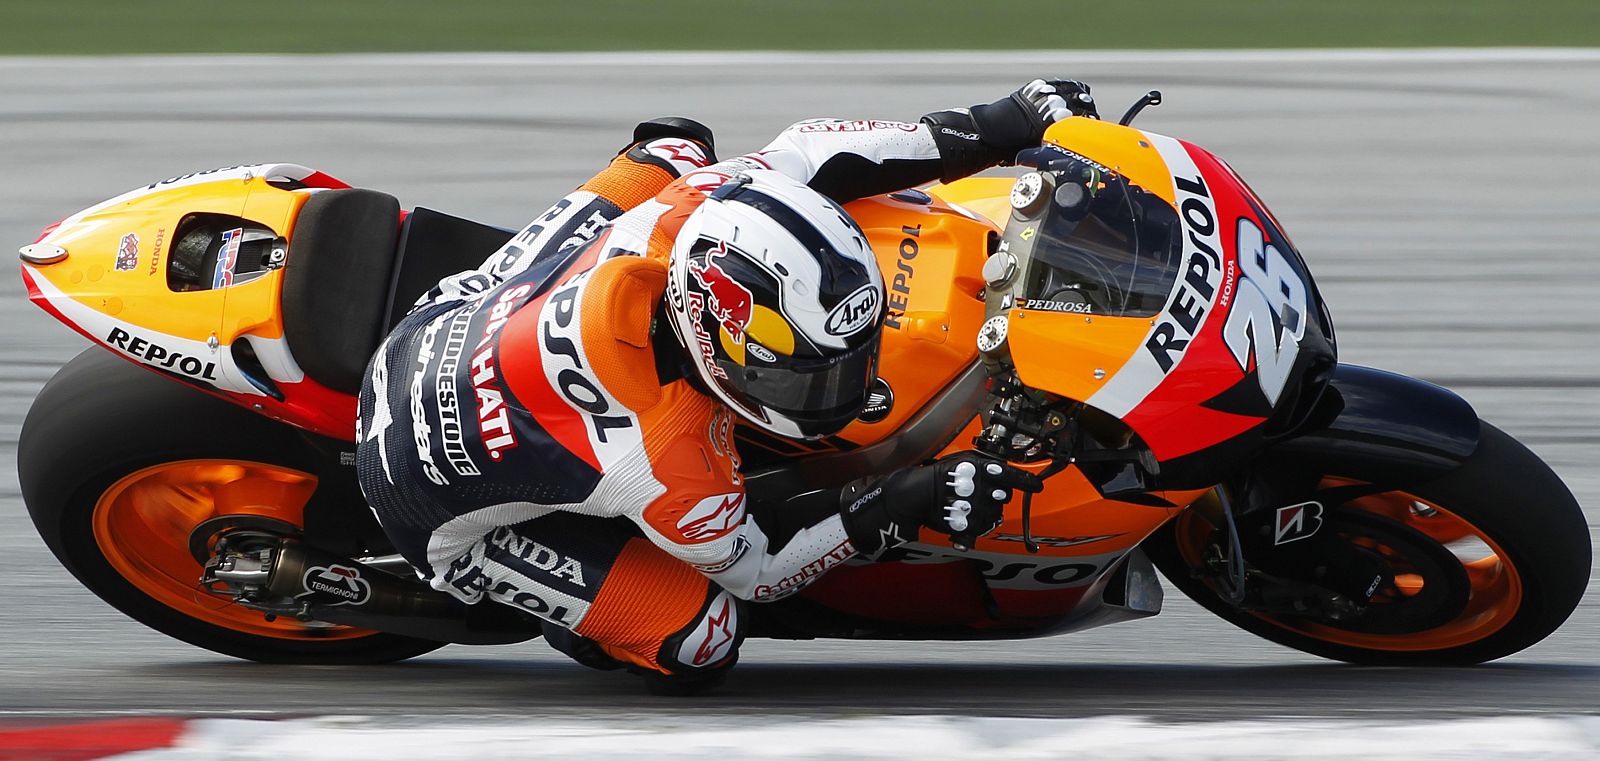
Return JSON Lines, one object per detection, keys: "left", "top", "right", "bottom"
{"left": 1006, "top": 309, "right": 1154, "bottom": 407}
{"left": 926, "top": 177, "right": 1015, "bottom": 228}
{"left": 834, "top": 193, "right": 996, "bottom": 446}
{"left": 1041, "top": 118, "right": 1177, "bottom": 206}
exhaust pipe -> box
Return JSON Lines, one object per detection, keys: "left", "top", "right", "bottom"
{"left": 260, "top": 541, "right": 540, "bottom": 645}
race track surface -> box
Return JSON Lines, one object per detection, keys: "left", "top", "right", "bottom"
{"left": 1, "top": 51, "right": 1596, "bottom": 719}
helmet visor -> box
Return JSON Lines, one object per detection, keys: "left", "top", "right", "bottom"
{"left": 718, "top": 335, "right": 880, "bottom": 424}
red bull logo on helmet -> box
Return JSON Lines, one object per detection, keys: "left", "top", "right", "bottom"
{"left": 688, "top": 239, "right": 754, "bottom": 343}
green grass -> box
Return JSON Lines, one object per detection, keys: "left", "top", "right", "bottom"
{"left": 4, "top": 0, "right": 1598, "bottom": 54}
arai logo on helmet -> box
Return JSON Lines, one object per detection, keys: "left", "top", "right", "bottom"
{"left": 825, "top": 284, "right": 880, "bottom": 337}
{"left": 747, "top": 342, "right": 777, "bottom": 363}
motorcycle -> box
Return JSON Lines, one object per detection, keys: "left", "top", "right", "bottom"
{"left": 16, "top": 93, "right": 1590, "bottom": 671}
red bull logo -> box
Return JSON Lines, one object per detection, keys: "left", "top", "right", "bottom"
{"left": 688, "top": 240, "right": 754, "bottom": 343}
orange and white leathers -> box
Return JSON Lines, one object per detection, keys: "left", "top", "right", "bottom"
{"left": 356, "top": 120, "right": 949, "bottom": 673}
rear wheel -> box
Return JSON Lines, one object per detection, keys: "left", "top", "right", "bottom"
{"left": 1146, "top": 421, "right": 1591, "bottom": 664}
{"left": 19, "top": 349, "right": 444, "bottom": 664}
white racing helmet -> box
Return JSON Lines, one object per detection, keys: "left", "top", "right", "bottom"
{"left": 665, "top": 169, "right": 885, "bottom": 439}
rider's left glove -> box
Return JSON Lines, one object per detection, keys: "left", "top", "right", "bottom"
{"left": 838, "top": 451, "right": 1044, "bottom": 557}
{"left": 922, "top": 78, "right": 1097, "bottom": 182}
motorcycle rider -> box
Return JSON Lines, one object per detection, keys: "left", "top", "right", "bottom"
{"left": 355, "top": 79, "right": 1090, "bottom": 689}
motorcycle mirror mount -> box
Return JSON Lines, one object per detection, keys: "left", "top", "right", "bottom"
{"left": 1118, "top": 90, "right": 1164, "bottom": 127}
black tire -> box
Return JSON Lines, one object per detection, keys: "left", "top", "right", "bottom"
{"left": 1146, "top": 420, "right": 1591, "bottom": 664}
{"left": 18, "top": 349, "right": 445, "bottom": 665}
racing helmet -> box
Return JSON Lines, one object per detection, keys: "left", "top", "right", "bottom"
{"left": 665, "top": 169, "right": 885, "bottom": 439}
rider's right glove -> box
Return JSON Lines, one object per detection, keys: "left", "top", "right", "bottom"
{"left": 921, "top": 78, "right": 1097, "bottom": 182}
{"left": 839, "top": 451, "right": 1045, "bottom": 556}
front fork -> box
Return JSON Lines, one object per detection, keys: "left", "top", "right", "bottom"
{"left": 201, "top": 533, "right": 539, "bottom": 645}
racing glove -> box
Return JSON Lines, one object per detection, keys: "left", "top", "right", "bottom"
{"left": 622, "top": 116, "right": 719, "bottom": 177}
{"left": 840, "top": 451, "right": 1045, "bottom": 556}
{"left": 629, "top": 116, "right": 717, "bottom": 157}
{"left": 922, "top": 79, "right": 1097, "bottom": 181}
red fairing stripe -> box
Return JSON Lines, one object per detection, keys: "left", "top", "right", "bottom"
{"left": 297, "top": 171, "right": 351, "bottom": 189}
{"left": 1119, "top": 142, "right": 1266, "bottom": 460}
{"left": 23, "top": 266, "right": 358, "bottom": 440}
{"left": 21, "top": 265, "right": 101, "bottom": 347}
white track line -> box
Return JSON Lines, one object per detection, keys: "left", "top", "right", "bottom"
{"left": 105, "top": 715, "right": 1600, "bottom": 761}
{"left": 3, "top": 48, "right": 1600, "bottom": 68}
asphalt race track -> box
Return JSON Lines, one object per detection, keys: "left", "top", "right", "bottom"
{"left": 1, "top": 51, "right": 1596, "bottom": 720}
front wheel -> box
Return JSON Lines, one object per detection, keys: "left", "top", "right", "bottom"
{"left": 1146, "top": 421, "right": 1591, "bottom": 664}
{"left": 19, "top": 349, "right": 444, "bottom": 664}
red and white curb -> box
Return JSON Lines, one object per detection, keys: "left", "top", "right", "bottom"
{"left": 5, "top": 715, "right": 1600, "bottom": 760}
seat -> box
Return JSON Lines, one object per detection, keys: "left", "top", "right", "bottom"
{"left": 280, "top": 189, "right": 515, "bottom": 395}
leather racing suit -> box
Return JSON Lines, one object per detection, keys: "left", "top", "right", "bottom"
{"left": 356, "top": 98, "right": 1066, "bottom": 676}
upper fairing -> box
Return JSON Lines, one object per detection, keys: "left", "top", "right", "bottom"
{"left": 1004, "top": 119, "right": 1335, "bottom": 470}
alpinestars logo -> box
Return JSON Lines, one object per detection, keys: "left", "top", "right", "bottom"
{"left": 678, "top": 493, "right": 746, "bottom": 541}
{"left": 682, "top": 592, "right": 739, "bottom": 667}
{"left": 645, "top": 140, "right": 710, "bottom": 173}
{"left": 1273, "top": 501, "right": 1325, "bottom": 545}
{"left": 870, "top": 523, "right": 909, "bottom": 560}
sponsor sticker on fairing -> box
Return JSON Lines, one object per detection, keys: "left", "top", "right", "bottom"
{"left": 1084, "top": 133, "right": 1226, "bottom": 419}
{"left": 1021, "top": 298, "right": 1093, "bottom": 314}
{"left": 212, "top": 227, "right": 243, "bottom": 288}
{"left": 105, "top": 326, "right": 218, "bottom": 381}
{"left": 114, "top": 233, "right": 139, "bottom": 272}
{"left": 146, "top": 228, "right": 165, "bottom": 276}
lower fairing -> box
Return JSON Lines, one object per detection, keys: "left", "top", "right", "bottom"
{"left": 746, "top": 549, "right": 1164, "bottom": 641}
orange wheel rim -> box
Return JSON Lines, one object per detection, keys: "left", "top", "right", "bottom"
{"left": 92, "top": 459, "right": 374, "bottom": 641}
{"left": 1175, "top": 481, "right": 1524, "bottom": 652}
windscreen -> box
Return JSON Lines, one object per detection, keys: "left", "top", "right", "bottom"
{"left": 1014, "top": 158, "right": 1183, "bottom": 318}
